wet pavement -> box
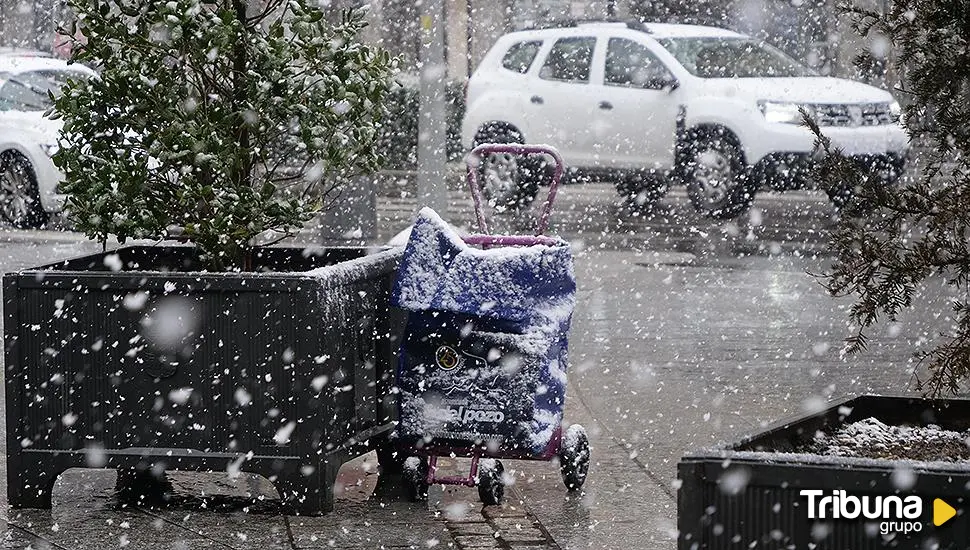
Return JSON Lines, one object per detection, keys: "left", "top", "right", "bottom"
{"left": 0, "top": 181, "right": 939, "bottom": 549}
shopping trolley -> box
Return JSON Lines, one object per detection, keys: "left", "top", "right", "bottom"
{"left": 390, "top": 144, "right": 589, "bottom": 504}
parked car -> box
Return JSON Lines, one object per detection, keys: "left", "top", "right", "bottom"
{"left": 0, "top": 51, "right": 96, "bottom": 228}
{"left": 461, "top": 20, "right": 909, "bottom": 218}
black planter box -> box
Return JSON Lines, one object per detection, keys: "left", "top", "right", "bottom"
{"left": 678, "top": 395, "right": 970, "bottom": 549}
{"left": 4, "top": 245, "right": 404, "bottom": 515}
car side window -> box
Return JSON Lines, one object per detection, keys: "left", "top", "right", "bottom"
{"left": 605, "top": 38, "right": 674, "bottom": 89}
{"left": 539, "top": 37, "right": 595, "bottom": 83}
{"left": 0, "top": 78, "right": 46, "bottom": 111}
{"left": 501, "top": 41, "right": 542, "bottom": 74}
{"left": 0, "top": 70, "right": 85, "bottom": 111}
{"left": 0, "top": 83, "right": 11, "bottom": 111}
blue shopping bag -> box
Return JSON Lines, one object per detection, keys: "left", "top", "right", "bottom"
{"left": 392, "top": 208, "right": 575, "bottom": 455}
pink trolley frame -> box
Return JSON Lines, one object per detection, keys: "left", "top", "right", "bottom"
{"left": 409, "top": 143, "right": 568, "bottom": 489}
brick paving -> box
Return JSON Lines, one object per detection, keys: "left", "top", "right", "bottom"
{"left": 445, "top": 504, "right": 559, "bottom": 550}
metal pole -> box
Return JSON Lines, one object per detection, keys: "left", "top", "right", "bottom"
{"left": 466, "top": 0, "right": 473, "bottom": 78}
{"left": 416, "top": 0, "right": 448, "bottom": 215}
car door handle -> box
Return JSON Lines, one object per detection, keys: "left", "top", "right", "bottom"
{"left": 599, "top": 101, "right": 613, "bottom": 110}
{"left": 530, "top": 95, "right": 544, "bottom": 105}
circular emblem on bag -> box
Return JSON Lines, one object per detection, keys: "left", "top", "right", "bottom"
{"left": 435, "top": 346, "right": 461, "bottom": 370}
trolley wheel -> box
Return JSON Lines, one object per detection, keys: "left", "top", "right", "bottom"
{"left": 477, "top": 459, "right": 505, "bottom": 506}
{"left": 559, "top": 424, "right": 590, "bottom": 491}
{"left": 376, "top": 444, "right": 405, "bottom": 476}
{"left": 403, "top": 456, "right": 430, "bottom": 501}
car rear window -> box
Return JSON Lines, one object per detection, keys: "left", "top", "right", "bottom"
{"left": 501, "top": 41, "right": 542, "bottom": 74}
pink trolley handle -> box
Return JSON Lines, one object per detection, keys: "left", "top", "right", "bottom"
{"left": 465, "top": 143, "right": 565, "bottom": 245}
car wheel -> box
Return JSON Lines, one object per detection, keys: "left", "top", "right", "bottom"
{"left": 0, "top": 151, "right": 48, "bottom": 229}
{"left": 826, "top": 183, "right": 859, "bottom": 210}
{"left": 617, "top": 171, "right": 668, "bottom": 213}
{"left": 827, "top": 180, "right": 883, "bottom": 214}
{"left": 683, "top": 134, "right": 755, "bottom": 220}
{"left": 826, "top": 157, "right": 901, "bottom": 212}
{"left": 473, "top": 126, "right": 541, "bottom": 210}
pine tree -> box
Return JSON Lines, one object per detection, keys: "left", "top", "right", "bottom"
{"left": 810, "top": 0, "right": 970, "bottom": 395}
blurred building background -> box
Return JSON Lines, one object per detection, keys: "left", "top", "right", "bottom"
{"left": 0, "top": 0, "right": 57, "bottom": 52}
{"left": 352, "top": 0, "right": 896, "bottom": 88}
{"left": 0, "top": 0, "right": 895, "bottom": 88}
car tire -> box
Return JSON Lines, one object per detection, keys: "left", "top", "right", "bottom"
{"left": 683, "top": 132, "right": 756, "bottom": 220}
{"left": 826, "top": 183, "right": 859, "bottom": 210}
{"left": 617, "top": 171, "right": 668, "bottom": 213}
{"left": 0, "top": 151, "right": 48, "bottom": 229}
{"left": 827, "top": 157, "right": 902, "bottom": 212}
{"left": 473, "top": 126, "right": 542, "bottom": 210}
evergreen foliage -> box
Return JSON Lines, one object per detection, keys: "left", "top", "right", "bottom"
{"left": 810, "top": 1, "right": 970, "bottom": 395}
{"left": 52, "top": 2, "right": 393, "bottom": 270}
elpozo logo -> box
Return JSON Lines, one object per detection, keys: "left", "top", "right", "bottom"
{"left": 800, "top": 490, "right": 957, "bottom": 535}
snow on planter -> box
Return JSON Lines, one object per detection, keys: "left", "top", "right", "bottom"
{"left": 678, "top": 395, "right": 970, "bottom": 550}
{"left": 811, "top": 416, "right": 970, "bottom": 462}
{"left": 392, "top": 208, "right": 575, "bottom": 455}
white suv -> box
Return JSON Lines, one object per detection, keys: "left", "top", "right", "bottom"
{"left": 0, "top": 51, "right": 96, "bottom": 227}
{"left": 461, "top": 21, "right": 909, "bottom": 218}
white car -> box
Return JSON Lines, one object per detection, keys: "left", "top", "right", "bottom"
{"left": 0, "top": 51, "right": 96, "bottom": 228}
{"left": 462, "top": 21, "right": 909, "bottom": 218}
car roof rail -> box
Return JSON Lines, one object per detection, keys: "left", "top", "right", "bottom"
{"left": 525, "top": 18, "right": 652, "bottom": 33}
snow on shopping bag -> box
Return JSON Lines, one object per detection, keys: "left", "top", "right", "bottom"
{"left": 392, "top": 208, "right": 575, "bottom": 454}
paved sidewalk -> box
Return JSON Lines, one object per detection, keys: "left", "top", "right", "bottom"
{"left": 0, "top": 250, "right": 664, "bottom": 550}
{"left": 0, "top": 452, "right": 569, "bottom": 549}
{"left": 0, "top": 242, "right": 929, "bottom": 550}
{"left": 0, "top": 184, "right": 649, "bottom": 550}
{"left": 0, "top": 178, "right": 922, "bottom": 549}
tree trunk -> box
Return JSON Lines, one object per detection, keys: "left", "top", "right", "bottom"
{"left": 232, "top": 0, "right": 252, "bottom": 190}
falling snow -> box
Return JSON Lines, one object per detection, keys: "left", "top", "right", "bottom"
{"left": 0, "top": 0, "right": 953, "bottom": 547}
